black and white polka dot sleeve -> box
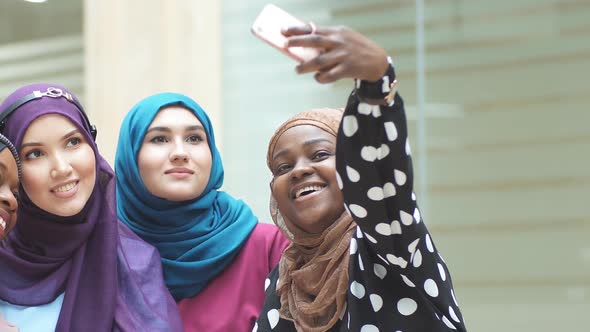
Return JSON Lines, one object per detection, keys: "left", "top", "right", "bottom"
{"left": 336, "top": 58, "right": 467, "bottom": 331}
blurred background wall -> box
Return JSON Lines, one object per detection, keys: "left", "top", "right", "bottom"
{"left": 1, "top": 0, "right": 589, "bottom": 330}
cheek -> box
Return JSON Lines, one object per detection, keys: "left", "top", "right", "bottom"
{"left": 9, "top": 174, "right": 18, "bottom": 190}
{"left": 21, "top": 163, "right": 46, "bottom": 193}
{"left": 137, "top": 147, "right": 161, "bottom": 175}
{"left": 191, "top": 147, "right": 213, "bottom": 172}
{"left": 79, "top": 147, "right": 97, "bottom": 178}
{"left": 271, "top": 178, "right": 289, "bottom": 208}
{"left": 137, "top": 147, "right": 167, "bottom": 192}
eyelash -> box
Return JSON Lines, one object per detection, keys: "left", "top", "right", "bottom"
{"left": 150, "top": 136, "right": 168, "bottom": 144}
{"left": 66, "top": 137, "right": 82, "bottom": 147}
{"left": 23, "top": 136, "right": 84, "bottom": 160}
{"left": 186, "top": 135, "right": 204, "bottom": 143}
{"left": 149, "top": 135, "right": 204, "bottom": 144}
{"left": 24, "top": 149, "right": 43, "bottom": 160}
{"left": 273, "top": 150, "right": 333, "bottom": 175}
{"left": 275, "top": 164, "right": 291, "bottom": 175}
{"left": 312, "top": 151, "right": 331, "bottom": 160}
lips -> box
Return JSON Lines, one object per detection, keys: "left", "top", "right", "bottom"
{"left": 52, "top": 181, "right": 78, "bottom": 193}
{"left": 165, "top": 167, "right": 194, "bottom": 175}
{"left": 0, "top": 209, "right": 11, "bottom": 237}
{"left": 50, "top": 180, "right": 79, "bottom": 199}
{"left": 291, "top": 182, "right": 327, "bottom": 199}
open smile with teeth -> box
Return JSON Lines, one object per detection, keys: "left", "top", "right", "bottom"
{"left": 293, "top": 185, "right": 326, "bottom": 199}
{"left": 53, "top": 181, "right": 78, "bottom": 193}
{"left": 0, "top": 217, "right": 6, "bottom": 232}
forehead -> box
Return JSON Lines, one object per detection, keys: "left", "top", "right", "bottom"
{"left": 0, "top": 148, "right": 18, "bottom": 185}
{"left": 274, "top": 125, "right": 335, "bottom": 154}
{"left": 0, "top": 149, "right": 16, "bottom": 167}
{"left": 22, "top": 114, "right": 78, "bottom": 140}
{"left": 150, "top": 106, "right": 203, "bottom": 127}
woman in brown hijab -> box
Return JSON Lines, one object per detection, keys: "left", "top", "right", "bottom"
{"left": 256, "top": 25, "right": 467, "bottom": 332}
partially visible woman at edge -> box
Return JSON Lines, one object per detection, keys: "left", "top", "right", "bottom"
{"left": 0, "top": 136, "right": 19, "bottom": 240}
{"left": 0, "top": 84, "right": 183, "bottom": 332}
{"left": 0, "top": 135, "right": 19, "bottom": 331}
{"left": 115, "top": 93, "right": 289, "bottom": 332}
{"left": 255, "top": 25, "right": 467, "bottom": 331}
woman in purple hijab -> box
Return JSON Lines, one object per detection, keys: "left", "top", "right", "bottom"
{"left": 0, "top": 83, "right": 183, "bottom": 331}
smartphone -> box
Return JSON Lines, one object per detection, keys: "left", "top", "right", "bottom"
{"left": 251, "top": 4, "right": 320, "bottom": 63}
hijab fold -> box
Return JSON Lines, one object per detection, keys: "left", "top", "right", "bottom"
{"left": 267, "top": 108, "right": 356, "bottom": 332}
{"left": 115, "top": 92, "right": 257, "bottom": 301}
{"left": 0, "top": 84, "right": 182, "bottom": 331}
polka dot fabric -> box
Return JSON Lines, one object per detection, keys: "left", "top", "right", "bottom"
{"left": 256, "top": 61, "right": 467, "bottom": 332}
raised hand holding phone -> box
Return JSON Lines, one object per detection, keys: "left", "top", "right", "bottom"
{"left": 251, "top": 5, "right": 388, "bottom": 84}
{"left": 283, "top": 25, "right": 389, "bottom": 84}
{"left": 251, "top": 4, "right": 320, "bottom": 63}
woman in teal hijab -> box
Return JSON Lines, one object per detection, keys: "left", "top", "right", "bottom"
{"left": 115, "top": 93, "right": 288, "bottom": 332}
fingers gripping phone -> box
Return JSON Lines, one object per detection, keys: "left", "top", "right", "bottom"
{"left": 251, "top": 4, "right": 320, "bottom": 63}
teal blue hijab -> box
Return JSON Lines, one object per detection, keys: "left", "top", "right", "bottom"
{"left": 115, "top": 93, "right": 257, "bottom": 301}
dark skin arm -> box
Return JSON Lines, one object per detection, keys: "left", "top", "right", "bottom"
{"left": 283, "top": 24, "right": 389, "bottom": 83}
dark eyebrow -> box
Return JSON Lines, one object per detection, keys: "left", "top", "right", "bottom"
{"left": 146, "top": 125, "right": 206, "bottom": 134}
{"left": 146, "top": 126, "right": 172, "bottom": 134}
{"left": 62, "top": 128, "right": 81, "bottom": 140}
{"left": 186, "top": 125, "right": 206, "bottom": 133}
{"left": 20, "top": 142, "right": 42, "bottom": 150}
{"left": 20, "top": 128, "right": 81, "bottom": 150}
{"left": 272, "top": 138, "right": 334, "bottom": 162}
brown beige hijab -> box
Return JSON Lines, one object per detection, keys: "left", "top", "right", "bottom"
{"left": 267, "top": 108, "right": 356, "bottom": 332}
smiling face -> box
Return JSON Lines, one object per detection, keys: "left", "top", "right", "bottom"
{"left": 0, "top": 148, "right": 18, "bottom": 238}
{"left": 19, "top": 114, "right": 96, "bottom": 217}
{"left": 137, "top": 106, "right": 213, "bottom": 202}
{"left": 270, "top": 124, "right": 344, "bottom": 234}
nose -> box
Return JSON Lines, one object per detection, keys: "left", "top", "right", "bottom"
{"left": 50, "top": 153, "right": 73, "bottom": 179}
{"left": 290, "top": 158, "right": 313, "bottom": 180}
{"left": 169, "top": 140, "right": 189, "bottom": 163}
{"left": 0, "top": 185, "right": 17, "bottom": 212}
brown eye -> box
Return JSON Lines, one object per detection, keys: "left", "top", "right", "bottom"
{"left": 275, "top": 163, "right": 292, "bottom": 175}
{"left": 66, "top": 137, "right": 81, "bottom": 147}
{"left": 24, "top": 149, "right": 43, "bottom": 160}
{"left": 312, "top": 151, "right": 332, "bottom": 161}
{"left": 150, "top": 136, "right": 168, "bottom": 143}
{"left": 187, "top": 135, "right": 204, "bottom": 143}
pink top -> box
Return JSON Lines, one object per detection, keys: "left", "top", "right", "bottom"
{"left": 177, "top": 222, "right": 289, "bottom": 332}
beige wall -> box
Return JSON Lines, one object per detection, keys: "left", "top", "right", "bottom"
{"left": 84, "top": 0, "right": 222, "bottom": 165}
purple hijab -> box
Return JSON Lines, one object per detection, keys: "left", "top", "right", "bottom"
{"left": 0, "top": 84, "right": 182, "bottom": 331}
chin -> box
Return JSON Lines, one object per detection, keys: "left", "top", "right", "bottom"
{"left": 290, "top": 216, "right": 332, "bottom": 234}
{"left": 164, "top": 192, "right": 200, "bottom": 202}
{"left": 50, "top": 201, "right": 88, "bottom": 217}
{"left": 53, "top": 209, "right": 84, "bottom": 217}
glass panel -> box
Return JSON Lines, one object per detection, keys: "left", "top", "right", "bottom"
{"left": 0, "top": 0, "right": 83, "bottom": 99}
{"left": 424, "top": 0, "right": 590, "bottom": 330}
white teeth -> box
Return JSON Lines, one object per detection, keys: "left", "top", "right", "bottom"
{"left": 0, "top": 217, "right": 6, "bottom": 231}
{"left": 295, "top": 185, "right": 324, "bottom": 199}
{"left": 54, "top": 181, "right": 76, "bottom": 193}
